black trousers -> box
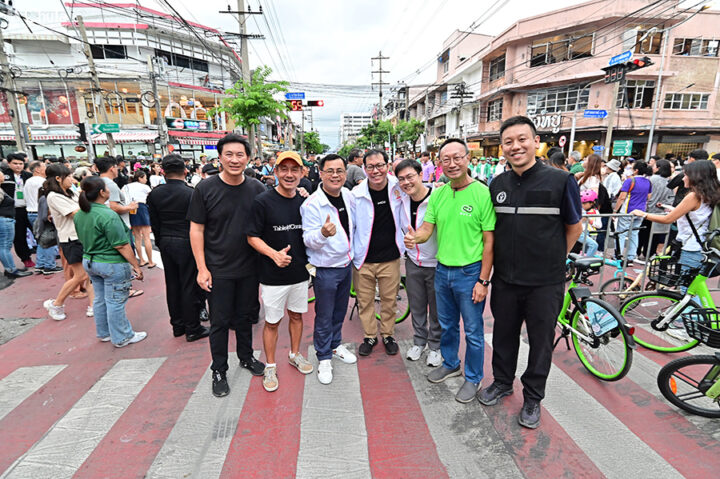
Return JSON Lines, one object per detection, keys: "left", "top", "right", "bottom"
{"left": 13, "top": 206, "right": 31, "bottom": 261}
{"left": 158, "top": 237, "right": 204, "bottom": 335}
{"left": 207, "top": 275, "right": 257, "bottom": 373}
{"left": 489, "top": 277, "right": 564, "bottom": 402}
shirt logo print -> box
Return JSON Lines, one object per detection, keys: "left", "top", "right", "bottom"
{"left": 496, "top": 191, "right": 507, "bottom": 203}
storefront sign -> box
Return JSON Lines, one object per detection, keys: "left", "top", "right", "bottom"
{"left": 467, "top": 142, "right": 480, "bottom": 150}
{"left": 528, "top": 112, "right": 562, "bottom": 133}
{"left": 165, "top": 117, "right": 212, "bottom": 131}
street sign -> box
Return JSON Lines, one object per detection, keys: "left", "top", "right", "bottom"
{"left": 91, "top": 123, "right": 120, "bottom": 134}
{"left": 558, "top": 135, "right": 566, "bottom": 147}
{"left": 612, "top": 140, "right": 633, "bottom": 156}
{"left": 285, "top": 92, "right": 305, "bottom": 100}
{"left": 592, "top": 145, "right": 605, "bottom": 152}
{"left": 583, "top": 109, "right": 608, "bottom": 119}
{"left": 609, "top": 50, "right": 632, "bottom": 66}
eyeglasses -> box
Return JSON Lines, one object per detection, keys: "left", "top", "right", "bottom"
{"left": 365, "top": 163, "right": 387, "bottom": 172}
{"left": 322, "top": 168, "right": 346, "bottom": 176}
{"left": 440, "top": 153, "right": 468, "bottom": 165}
{"left": 396, "top": 172, "right": 418, "bottom": 183}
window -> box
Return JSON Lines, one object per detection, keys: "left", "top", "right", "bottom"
{"left": 526, "top": 84, "right": 589, "bottom": 114}
{"left": 440, "top": 90, "right": 448, "bottom": 106}
{"left": 529, "top": 33, "right": 593, "bottom": 67}
{"left": 439, "top": 49, "right": 449, "bottom": 74}
{"left": 673, "top": 38, "right": 719, "bottom": 57}
{"left": 663, "top": 92, "right": 710, "bottom": 110}
{"left": 154, "top": 49, "right": 209, "bottom": 72}
{"left": 635, "top": 30, "right": 663, "bottom": 54}
{"left": 487, "top": 98, "right": 503, "bottom": 122}
{"left": 471, "top": 106, "right": 479, "bottom": 123}
{"left": 488, "top": 54, "right": 505, "bottom": 81}
{"left": 90, "top": 44, "right": 127, "bottom": 59}
{"left": 617, "top": 80, "right": 655, "bottom": 109}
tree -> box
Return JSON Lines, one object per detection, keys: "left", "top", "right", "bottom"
{"left": 303, "top": 131, "right": 324, "bottom": 155}
{"left": 357, "top": 120, "right": 394, "bottom": 148}
{"left": 209, "top": 66, "right": 288, "bottom": 158}
{"left": 397, "top": 118, "right": 425, "bottom": 154}
{"left": 337, "top": 142, "right": 358, "bottom": 158}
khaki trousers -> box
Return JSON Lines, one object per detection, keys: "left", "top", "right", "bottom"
{"left": 353, "top": 258, "right": 400, "bottom": 339}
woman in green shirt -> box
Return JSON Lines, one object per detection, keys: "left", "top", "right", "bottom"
{"left": 74, "top": 176, "right": 147, "bottom": 347}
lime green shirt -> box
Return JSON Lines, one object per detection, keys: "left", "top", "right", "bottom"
{"left": 73, "top": 203, "right": 130, "bottom": 263}
{"left": 424, "top": 181, "right": 496, "bottom": 266}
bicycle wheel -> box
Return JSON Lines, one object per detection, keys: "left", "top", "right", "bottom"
{"left": 374, "top": 278, "right": 410, "bottom": 324}
{"left": 599, "top": 276, "right": 640, "bottom": 311}
{"left": 657, "top": 355, "right": 720, "bottom": 418}
{"left": 619, "top": 292, "right": 700, "bottom": 352}
{"left": 307, "top": 276, "right": 315, "bottom": 303}
{"left": 570, "top": 298, "right": 632, "bottom": 381}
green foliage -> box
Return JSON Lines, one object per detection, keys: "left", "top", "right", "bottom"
{"left": 353, "top": 118, "right": 425, "bottom": 153}
{"left": 397, "top": 119, "right": 425, "bottom": 153}
{"left": 303, "top": 131, "right": 324, "bottom": 155}
{"left": 357, "top": 120, "right": 394, "bottom": 148}
{"left": 209, "top": 66, "right": 289, "bottom": 132}
{"left": 321, "top": 143, "right": 331, "bottom": 153}
{"left": 337, "top": 142, "right": 357, "bottom": 158}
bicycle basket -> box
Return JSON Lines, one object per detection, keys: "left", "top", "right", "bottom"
{"left": 647, "top": 257, "right": 698, "bottom": 288}
{"left": 681, "top": 308, "right": 720, "bottom": 348}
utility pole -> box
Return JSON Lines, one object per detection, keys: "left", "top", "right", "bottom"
{"left": 300, "top": 111, "right": 305, "bottom": 157}
{"left": 603, "top": 81, "right": 620, "bottom": 160}
{"left": 148, "top": 56, "right": 168, "bottom": 156}
{"left": 76, "top": 15, "right": 116, "bottom": 156}
{"left": 451, "top": 82, "right": 473, "bottom": 140}
{"left": 0, "top": 26, "right": 32, "bottom": 159}
{"left": 371, "top": 51, "right": 389, "bottom": 120}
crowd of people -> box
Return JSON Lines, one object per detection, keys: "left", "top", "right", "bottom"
{"left": 2, "top": 113, "right": 719, "bottom": 430}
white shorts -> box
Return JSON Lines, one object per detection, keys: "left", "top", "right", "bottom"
{"left": 260, "top": 280, "right": 309, "bottom": 324}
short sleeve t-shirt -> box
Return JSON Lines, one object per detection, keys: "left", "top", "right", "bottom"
{"left": 410, "top": 187, "right": 432, "bottom": 228}
{"left": 102, "top": 177, "right": 130, "bottom": 227}
{"left": 421, "top": 162, "right": 435, "bottom": 182}
{"left": 47, "top": 191, "right": 80, "bottom": 242}
{"left": 73, "top": 202, "right": 129, "bottom": 263}
{"left": 23, "top": 175, "right": 45, "bottom": 212}
{"left": 187, "top": 174, "right": 266, "bottom": 279}
{"left": 619, "top": 176, "right": 652, "bottom": 213}
{"left": 424, "top": 181, "right": 496, "bottom": 266}
{"left": 247, "top": 189, "right": 309, "bottom": 286}
{"left": 326, "top": 191, "right": 349, "bottom": 236}
{"left": 365, "top": 184, "right": 400, "bottom": 264}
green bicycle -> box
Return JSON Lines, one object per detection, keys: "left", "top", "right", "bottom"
{"left": 618, "top": 231, "right": 720, "bottom": 353}
{"left": 555, "top": 254, "right": 635, "bottom": 381}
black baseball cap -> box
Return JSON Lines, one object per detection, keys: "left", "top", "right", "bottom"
{"left": 162, "top": 155, "right": 185, "bottom": 172}
{"left": 202, "top": 163, "right": 219, "bottom": 175}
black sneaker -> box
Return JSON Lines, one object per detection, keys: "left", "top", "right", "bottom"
{"left": 240, "top": 356, "right": 265, "bottom": 376}
{"left": 477, "top": 382, "right": 513, "bottom": 406}
{"left": 358, "top": 337, "right": 377, "bottom": 356}
{"left": 212, "top": 370, "right": 230, "bottom": 397}
{"left": 4, "top": 270, "right": 32, "bottom": 279}
{"left": 518, "top": 400, "right": 541, "bottom": 429}
{"left": 383, "top": 336, "right": 399, "bottom": 355}
{"left": 186, "top": 326, "right": 210, "bottom": 342}
{"left": 41, "top": 266, "right": 63, "bottom": 275}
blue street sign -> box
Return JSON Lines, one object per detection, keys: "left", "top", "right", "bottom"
{"left": 583, "top": 109, "right": 608, "bottom": 119}
{"left": 592, "top": 145, "right": 605, "bottom": 152}
{"left": 285, "top": 92, "right": 305, "bottom": 100}
{"left": 609, "top": 50, "right": 632, "bottom": 66}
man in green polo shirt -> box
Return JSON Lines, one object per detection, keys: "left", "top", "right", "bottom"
{"left": 405, "top": 138, "right": 495, "bottom": 403}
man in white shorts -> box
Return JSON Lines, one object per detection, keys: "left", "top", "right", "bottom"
{"left": 247, "top": 151, "right": 313, "bottom": 392}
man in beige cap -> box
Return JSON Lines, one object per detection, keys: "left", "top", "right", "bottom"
{"left": 247, "top": 151, "right": 314, "bottom": 392}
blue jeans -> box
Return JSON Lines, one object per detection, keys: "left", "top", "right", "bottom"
{"left": 83, "top": 259, "right": 134, "bottom": 344}
{"left": 0, "top": 217, "right": 16, "bottom": 272}
{"left": 27, "top": 212, "right": 58, "bottom": 269}
{"left": 616, "top": 215, "right": 643, "bottom": 260}
{"left": 313, "top": 265, "right": 352, "bottom": 361}
{"left": 578, "top": 231, "right": 598, "bottom": 256}
{"left": 679, "top": 249, "right": 704, "bottom": 295}
{"left": 434, "top": 260, "right": 486, "bottom": 384}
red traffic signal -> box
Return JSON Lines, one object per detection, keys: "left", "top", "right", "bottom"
{"left": 306, "top": 100, "right": 324, "bottom": 107}
{"left": 626, "top": 56, "right": 653, "bottom": 72}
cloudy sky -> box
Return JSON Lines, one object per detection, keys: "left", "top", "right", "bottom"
{"left": 21, "top": 0, "right": 719, "bottom": 148}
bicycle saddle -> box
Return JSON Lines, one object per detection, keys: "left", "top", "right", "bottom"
{"left": 572, "top": 257, "right": 603, "bottom": 271}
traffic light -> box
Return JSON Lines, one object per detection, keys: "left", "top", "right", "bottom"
{"left": 77, "top": 123, "right": 87, "bottom": 142}
{"left": 306, "top": 100, "right": 324, "bottom": 107}
{"left": 288, "top": 100, "right": 303, "bottom": 111}
{"left": 626, "top": 56, "right": 653, "bottom": 73}
{"left": 602, "top": 56, "right": 654, "bottom": 84}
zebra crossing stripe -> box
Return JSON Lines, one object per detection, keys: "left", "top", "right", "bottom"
{"left": 2, "top": 358, "right": 164, "bottom": 479}
{"left": 0, "top": 365, "right": 66, "bottom": 422}
{"left": 296, "top": 346, "right": 371, "bottom": 479}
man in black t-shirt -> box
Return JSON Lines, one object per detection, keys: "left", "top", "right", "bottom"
{"left": 188, "top": 133, "right": 266, "bottom": 398}
{"left": 247, "top": 151, "right": 314, "bottom": 393}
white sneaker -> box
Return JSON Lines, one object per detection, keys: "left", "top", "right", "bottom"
{"left": 114, "top": 331, "right": 147, "bottom": 348}
{"left": 86, "top": 306, "right": 94, "bottom": 317}
{"left": 317, "top": 359, "right": 333, "bottom": 385}
{"left": 426, "top": 349, "right": 442, "bottom": 367}
{"left": 99, "top": 336, "right": 111, "bottom": 342}
{"left": 43, "top": 299, "right": 66, "bottom": 321}
{"left": 406, "top": 344, "right": 425, "bottom": 361}
{"left": 332, "top": 344, "right": 357, "bottom": 364}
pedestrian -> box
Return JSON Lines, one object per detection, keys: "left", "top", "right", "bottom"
{"left": 301, "top": 153, "right": 358, "bottom": 384}
{"left": 395, "top": 159, "right": 442, "bottom": 367}
{"left": 44, "top": 163, "right": 94, "bottom": 321}
{"left": 637, "top": 159, "right": 674, "bottom": 261}
{"left": 147, "top": 154, "right": 210, "bottom": 342}
{"left": 114, "top": 157, "right": 129, "bottom": 189}
{"left": 352, "top": 149, "right": 404, "bottom": 357}
{"left": 1, "top": 153, "right": 34, "bottom": 269}
{"left": 568, "top": 150, "right": 584, "bottom": 174}
{"left": 344, "top": 148, "right": 366, "bottom": 189}
{"left": 74, "top": 176, "right": 147, "bottom": 347}
{"left": 0, "top": 188, "right": 31, "bottom": 278}
{"left": 404, "top": 138, "right": 495, "bottom": 403}
{"left": 149, "top": 163, "right": 166, "bottom": 188}
{"left": 247, "top": 151, "right": 314, "bottom": 392}
{"left": 614, "top": 160, "right": 652, "bottom": 262}
{"left": 122, "top": 170, "right": 155, "bottom": 268}
{"left": 188, "top": 133, "right": 266, "bottom": 398}
{"left": 307, "top": 154, "right": 321, "bottom": 192}
{"left": 24, "top": 161, "right": 60, "bottom": 274}
{"left": 260, "top": 154, "right": 277, "bottom": 188}
{"left": 480, "top": 115, "right": 582, "bottom": 429}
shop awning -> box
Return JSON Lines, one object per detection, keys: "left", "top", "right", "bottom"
{"left": 0, "top": 133, "right": 80, "bottom": 141}
{"left": 177, "top": 138, "right": 218, "bottom": 145}
{"left": 167, "top": 130, "right": 234, "bottom": 146}
{"left": 91, "top": 132, "right": 158, "bottom": 144}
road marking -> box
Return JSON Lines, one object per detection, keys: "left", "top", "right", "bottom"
{"left": 296, "top": 346, "right": 371, "bottom": 479}
{"left": 145, "top": 353, "right": 257, "bottom": 479}
{"left": 0, "top": 365, "right": 66, "bottom": 422}
{"left": 2, "top": 358, "right": 164, "bottom": 479}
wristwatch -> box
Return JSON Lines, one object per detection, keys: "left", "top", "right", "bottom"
{"left": 478, "top": 278, "right": 490, "bottom": 287}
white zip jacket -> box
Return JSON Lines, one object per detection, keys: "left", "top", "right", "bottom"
{"left": 300, "top": 186, "right": 355, "bottom": 268}
{"left": 351, "top": 175, "right": 405, "bottom": 269}
{"left": 398, "top": 186, "right": 438, "bottom": 267}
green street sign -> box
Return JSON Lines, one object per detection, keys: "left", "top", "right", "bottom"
{"left": 612, "top": 140, "right": 633, "bottom": 156}
{"left": 91, "top": 123, "right": 120, "bottom": 134}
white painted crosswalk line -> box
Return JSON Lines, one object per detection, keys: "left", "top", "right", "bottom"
{"left": 296, "top": 346, "right": 371, "bottom": 479}
{"left": 0, "top": 365, "right": 66, "bottom": 422}
{"left": 2, "top": 358, "right": 164, "bottom": 479}
{"left": 146, "top": 353, "right": 258, "bottom": 479}
{"left": 502, "top": 334, "right": 683, "bottom": 479}
{"left": 399, "top": 340, "right": 524, "bottom": 479}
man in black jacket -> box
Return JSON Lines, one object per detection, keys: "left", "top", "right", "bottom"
{"left": 147, "top": 154, "right": 209, "bottom": 342}
{"left": 1, "top": 153, "right": 34, "bottom": 269}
